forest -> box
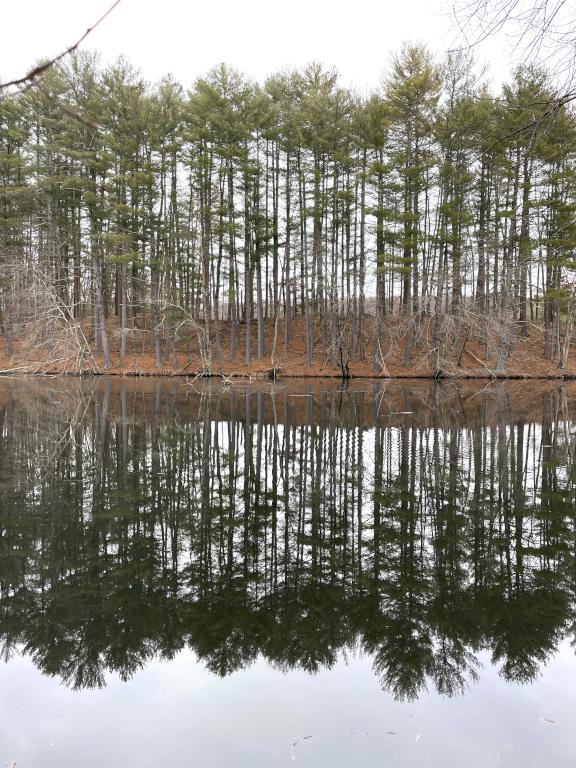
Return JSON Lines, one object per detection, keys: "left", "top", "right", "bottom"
{"left": 1, "top": 46, "right": 576, "bottom": 376}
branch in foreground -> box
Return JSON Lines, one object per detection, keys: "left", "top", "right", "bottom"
{"left": 0, "top": 0, "right": 122, "bottom": 91}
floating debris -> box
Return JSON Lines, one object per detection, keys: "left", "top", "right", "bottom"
{"left": 291, "top": 734, "right": 322, "bottom": 760}
{"left": 290, "top": 729, "right": 398, "bottom": 760}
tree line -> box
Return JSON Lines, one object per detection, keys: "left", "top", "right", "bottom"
{"left": 1, "top": 46, "right": 576, "bottom": 372}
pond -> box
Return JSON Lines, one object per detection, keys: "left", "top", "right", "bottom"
{"left": 0, "top": 377, "right": 575, "bottom": 767}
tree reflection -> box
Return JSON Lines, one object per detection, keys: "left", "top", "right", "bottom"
{"left": 0, "top": 380, "right": 575, "bottom": 701}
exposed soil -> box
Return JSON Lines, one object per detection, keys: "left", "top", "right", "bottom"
{"left": 0, "top": 316, "right": 575, "bottom": 379}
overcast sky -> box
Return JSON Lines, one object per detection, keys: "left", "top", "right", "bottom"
{"left": 2, "top": 0, "right": 514, "bottom": 92}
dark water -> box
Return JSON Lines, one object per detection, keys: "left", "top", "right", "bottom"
{"left": 1, "top": 377, "right": 576, "bottom": 767}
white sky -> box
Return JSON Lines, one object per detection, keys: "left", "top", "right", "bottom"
{"left": 1, "top": 0, "right": 515, "bottom": 93}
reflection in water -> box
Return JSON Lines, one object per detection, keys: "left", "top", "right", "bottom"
{"left": 0, "top": 379, "right": 575, "bottom": 701}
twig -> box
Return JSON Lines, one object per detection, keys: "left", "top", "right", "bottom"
{"left": 0, "top": 0, "right": 123, "bottom": 91}
{"left": 463, "top": 347, "right": 497, "bottom": 377}
{"left": 0, "top": 366, "right": 34, "bottom": 375}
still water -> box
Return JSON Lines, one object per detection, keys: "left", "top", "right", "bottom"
{"left": 0, "top": 377, "right": 576, "bottom": 767}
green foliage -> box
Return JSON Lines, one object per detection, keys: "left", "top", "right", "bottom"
{"left": 3, "top": 43, "right": 576, "bottom": 368}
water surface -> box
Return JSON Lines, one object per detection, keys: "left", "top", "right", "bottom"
{"left": 0, "top": 378, "right": 575, "bottom": 766}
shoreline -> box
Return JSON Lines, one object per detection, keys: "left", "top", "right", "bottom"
{"left": 2, "top": 368, "right": 576, "bottom": 380}
{"left": 2, "top": 319, "right": 575, "bottom": 381}
{"left": 1, "top": 317, "right": 575, "bottom": 381}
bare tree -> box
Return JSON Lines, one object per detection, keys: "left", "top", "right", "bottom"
{"left": 452, "top": 0, "right": 576, "bottom": 90}
{"left": 0, "top": 262, "right": 98, "bottom": 373}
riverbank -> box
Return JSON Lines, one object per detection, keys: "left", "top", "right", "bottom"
{"left": 1, "top": 317, "right": 575, "bottom": 379}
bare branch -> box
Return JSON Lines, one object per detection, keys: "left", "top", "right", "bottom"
{"left": 451, "top": 0, "right": 576, "bottom": 86}
{"left": 0, "top": 0, "right": 122, "bottom": 91}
